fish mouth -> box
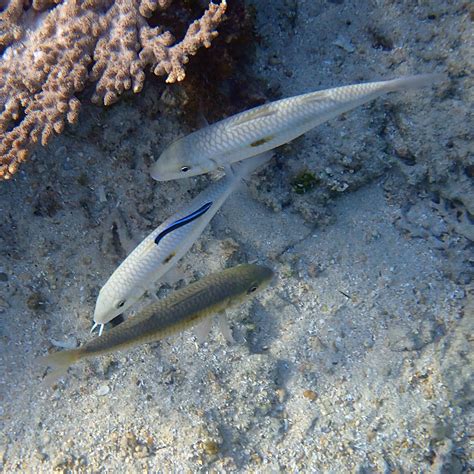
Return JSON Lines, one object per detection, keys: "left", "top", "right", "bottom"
{"left": 90, "top": 321, "right": 105, "bottom": 336}
{"left": 150, "top": 162, "right": 164, "bottom": 181}
{"left": 256, "top": 265, "right": 275, "bottom": 284}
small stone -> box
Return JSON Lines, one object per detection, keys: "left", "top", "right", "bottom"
{"left": 26, "top": 292, "right": 46, "bottom": 311}
{"left": 52, "top": 454, "right": 67, "bottom": 469}
{"left": 97, "top": 384, "right": 110, "bottom": 396}
{"left": 275, "top": 388, "right": 286, "bottom": 404}
{"left": 0, "top": 297, "right": 10, "bottom": 313}
{"left": 34, "top": 449, "right": 47, "bottom": 462}
{"left": 303, "top": 389, "right": 318, "bottom": 401}
{"left": 333, "top": 35, "right": 355, "bottom": 53}
{"left": 268, "top": 54, "right": 282, "bottom": 65}
{"left": 50, "top": 338, "right": 78, "bottom": 350}
{"left": 202, "top": 440, "right": 220, "bottom": 456}
{"left": 0, "top": 273, "right": 8, "bottom": 282}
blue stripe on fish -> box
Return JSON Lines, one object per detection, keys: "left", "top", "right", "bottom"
{"left": 154, "top": 201, "right": 213, "bottom": 245}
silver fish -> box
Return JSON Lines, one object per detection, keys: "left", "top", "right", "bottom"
{"left": 92, "top": 152, "right": 272, "bottom": 334}
{"left": 150, "top": 74, "right": 444, "bottom": 181}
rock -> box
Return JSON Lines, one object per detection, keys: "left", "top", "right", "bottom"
{"left": 303, "top": 389, "right": 318, "bottom": 401}
{"left": 388, "top": 320, "right": 438, "bottom": 352}
{"left": 26, "top": 292, "right": 47, "bottom": 311}
{"left": 97, "top": 385, "right": 110, "bottom": 396}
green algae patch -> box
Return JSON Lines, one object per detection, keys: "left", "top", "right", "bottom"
{"left": 291, "top": 170, "right": 319, "bottom": 194}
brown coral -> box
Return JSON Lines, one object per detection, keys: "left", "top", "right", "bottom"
{"left": 0, "top": 0, "right": 226, "bottom": 179}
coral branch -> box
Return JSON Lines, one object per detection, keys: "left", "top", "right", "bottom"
{"left": 0, "top": 0, "right": 226, "bottom": 179}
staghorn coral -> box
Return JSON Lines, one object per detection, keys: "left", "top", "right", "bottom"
{"left": 0, "top": 0, "right": 226, "bottom": 179}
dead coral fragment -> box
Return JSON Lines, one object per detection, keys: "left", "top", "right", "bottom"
{"left": 0, "top": 0, "right": 227, "bottom": 179}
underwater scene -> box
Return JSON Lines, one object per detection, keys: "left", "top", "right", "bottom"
{"left": 0, "top": 0, "right": 472, "bottom": 471}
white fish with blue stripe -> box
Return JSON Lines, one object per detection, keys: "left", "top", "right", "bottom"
{"left": 92, "top": 152, "right": 273, "bottom": 335}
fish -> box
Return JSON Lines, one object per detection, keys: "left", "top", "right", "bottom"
{"left": 41, "top": 264, "right": 274, "bottom": 383}
{"left": 150, "top": 73, "right": 445, "bottom": 181}
{"left": 92, "top": 152, "right": 273, "bottom": 335}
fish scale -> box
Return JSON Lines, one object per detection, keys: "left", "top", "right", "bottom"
{"left": 151, "top": 74, "right": 444, "bottom": 181}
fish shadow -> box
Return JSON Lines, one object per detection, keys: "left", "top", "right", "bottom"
{"left": 240, "top": 300, "right": 279, "bottom": 354}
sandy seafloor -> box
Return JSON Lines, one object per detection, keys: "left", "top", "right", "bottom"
{"left": 0, "top": 0, "right": 473, "bottom": 472}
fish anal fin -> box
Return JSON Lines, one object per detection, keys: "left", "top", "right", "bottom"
{"left": 193, "top": 317, "right": 213, "bottom": 344}
{"left": 218, "top": 313, "right": 235, "bottom": 344}
{"left": 229, "top": 105, "right": 277, "bottom": 129}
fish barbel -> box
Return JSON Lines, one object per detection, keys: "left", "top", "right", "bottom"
{"left": 93, "top": 152, "right": 272, "bottom": 333}
{"left": 150, "top": 73, "right": 445, "bottom": 181}
{"left": 42, "top": 264, "right": 274, "bottom": 383}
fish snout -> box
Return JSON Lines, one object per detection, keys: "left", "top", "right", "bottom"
{"left": 93, "top": 292, "right": 118, "bottom": 325}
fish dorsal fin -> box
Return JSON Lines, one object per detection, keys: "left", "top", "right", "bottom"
{"left": 196, "top": 110, "right": 210, "bottom": 128}
{"left": 228, "top": 104, "right": 277, "bottom": 129}
{"left": 166, "top": 284, "right": 211, "bottom": 312}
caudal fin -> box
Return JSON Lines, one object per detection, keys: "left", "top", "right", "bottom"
{"left": 383, "top": 73, "right": 447, "bottom": 93}
{"left": 38, "top": 349, "right": 82, "bottom": 386}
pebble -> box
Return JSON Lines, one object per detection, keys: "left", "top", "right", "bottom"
{"left": 202, "top": 440, "right": 220, "bottom": 456}
{"left": 97, "top": 185, "right": 107, "bottom": 202}
{"left": 333, "top": 35, "right": 355, "bottom": 53}
{"left": 0, "top": 297, "right": 10, "bottom": 313}
{"left": 26, "top": 292, "right": 46, "bottom": 311}
{"left": 303, "top": 389, "right": 318, "bottom": 401}
{"left": 97, "top": 385, "right": 110, "bottom": 396}
{"left": 50, "top": 338, "right": 78, "bottom": 349}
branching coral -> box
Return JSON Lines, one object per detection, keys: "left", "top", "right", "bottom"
{"left": 0, "top": 0, "right": 226, "bottom": 179}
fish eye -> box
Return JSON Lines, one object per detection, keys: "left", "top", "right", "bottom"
{"left": 116, "top": 299, "right": 126, "bottom": 309}
{"left": 180, "top": 165, "right": 191, "bottom": 173}
{"left": 247, "top": 285, "right": 258, "bottom": 294}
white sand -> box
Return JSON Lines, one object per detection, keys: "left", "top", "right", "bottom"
{"left": 0, "top": 0, "right": 472, "bottom": 471}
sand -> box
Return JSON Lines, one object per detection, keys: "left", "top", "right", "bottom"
{"left": 0, "top": 0, "right": 472, "bottom": 472}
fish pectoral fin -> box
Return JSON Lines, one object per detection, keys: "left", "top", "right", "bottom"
{"left": 193, "top": 317, "right": 213, "bottom": 344}
{"left": 217, "top": 312, "right": 235, "bottom": 344}
{"left": 149, "top": 291, "right": 160, "bottom": 302}
{"left": 228, "top": 105, "right": 277, "bottom": 129}
{"left": 160, "top": 266, "right": 185, "bottom": 286}
{"left": 196, "top": 110, "right": 210, "bottom": 128}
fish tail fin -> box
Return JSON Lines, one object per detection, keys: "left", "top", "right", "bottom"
{"left": 230, "top": 151, "right": 274, "bottom": 179}
{"left": 38, "top": 349, "right": 82, "bottom": 386}
{"left": 383, "top": 73, "right": 447, "bottom": 93}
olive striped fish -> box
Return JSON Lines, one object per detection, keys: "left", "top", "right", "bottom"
{"left": 42, "top": 264, "right": 274, "bottom": 383}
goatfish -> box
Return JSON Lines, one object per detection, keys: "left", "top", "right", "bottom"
{"left": 150, "top": 73, "right": 445, "bottom": 181}
{"left": 40, "top": 264, "right": 274, "bottom": 383}
{"left": 92, "top": 152, "right": 272, "bottom": 335}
